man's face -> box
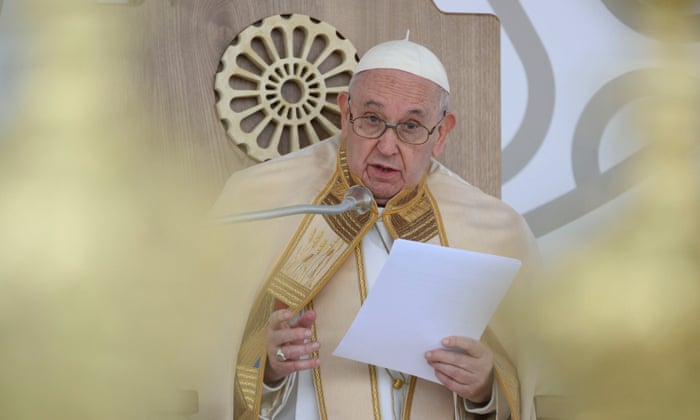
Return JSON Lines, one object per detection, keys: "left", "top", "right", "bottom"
{"left": 339, "top": 69, "right": 455, "bottom": 206}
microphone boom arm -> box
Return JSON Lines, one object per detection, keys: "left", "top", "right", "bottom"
{"left": 214, "top": 185, "right": 374, "bottom": 224}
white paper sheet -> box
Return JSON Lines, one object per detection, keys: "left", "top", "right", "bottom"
{"left": 332, "top": 239, "right": 521, "bottom": 383}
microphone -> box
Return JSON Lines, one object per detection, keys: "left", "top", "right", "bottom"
{"left": 214, "top": 185, "right": 374, "bottom": 224}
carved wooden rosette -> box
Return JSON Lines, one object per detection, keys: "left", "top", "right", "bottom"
{"left": 215, "top": 14, "right": 358, "bottom": 162}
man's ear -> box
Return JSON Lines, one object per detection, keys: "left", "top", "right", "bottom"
{"left": 431, "top": 111, "right": 456, "bottom": 158}
{"left": 338, "top": 91, "right": 350, "bottom": 125}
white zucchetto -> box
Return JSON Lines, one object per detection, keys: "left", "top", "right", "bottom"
{"left": 354, "top": 32, "right": 450, "bottom": 93}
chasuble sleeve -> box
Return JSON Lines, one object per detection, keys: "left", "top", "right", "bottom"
{"left": 460, "top": 379, "right": 511, "bottom": 419}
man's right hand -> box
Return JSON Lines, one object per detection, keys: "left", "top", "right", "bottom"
{"left": 264, "top": 302, "right": 320, "bottom": 385}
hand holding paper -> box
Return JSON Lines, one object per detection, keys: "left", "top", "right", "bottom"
{"left": 332, "top": 239, "right": 521, "bottom": 383}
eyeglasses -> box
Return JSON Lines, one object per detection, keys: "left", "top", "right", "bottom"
{"left": 348, "top": 99, "right": 446, "bottom": 145}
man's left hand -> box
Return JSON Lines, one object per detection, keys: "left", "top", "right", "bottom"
{"left": 425, "top": 336, "right": 494, "bottom": 404}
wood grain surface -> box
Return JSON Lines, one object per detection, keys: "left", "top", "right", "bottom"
{"left": 99, "top": 0, "right": 500, "bottom": 206}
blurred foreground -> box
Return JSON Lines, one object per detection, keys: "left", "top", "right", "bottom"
{"left": 1, "top": 2, "right": 237, "bottom": 419}
{"left": 1, "top": 1, "right": 698, "bottom": 419}
{"left": 529, "top": 2, "right": 700, "bottom": 419}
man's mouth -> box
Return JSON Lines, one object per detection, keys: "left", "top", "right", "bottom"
{"left": 371, "top": 164, "right": 397, "bottom": 173}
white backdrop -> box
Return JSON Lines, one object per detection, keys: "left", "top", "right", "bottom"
{"left": 435, "top": 0, "right": 700, "bottom": 263}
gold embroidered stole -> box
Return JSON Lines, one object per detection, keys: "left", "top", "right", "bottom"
{"left": 232, "top": 146, "right": 376, "bottom": 419}
{"left": 232, "top": 143, "right": 519, "bottom": 419}
{"left": 310, "top": 176, "right": 456, "bottom": 420}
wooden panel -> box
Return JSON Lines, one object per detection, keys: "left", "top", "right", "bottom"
{"left": 101, "top": 0, "right": 500, "bottom": 205}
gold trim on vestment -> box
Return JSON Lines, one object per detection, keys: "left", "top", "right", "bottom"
{"left": 369, "top": 365, "right": 382, "bottom": 420}
{"left": 234, "top": 142, "right": 450, "bottom": 418}
{"left": 404, "top": 376, "right": 417, "bottom": 420}
{"left": 234, "top": 145, "right": 379, "bottom": 418}
{"left": 233, "top": 140, "right": 521, "bottom": 419}
{"left": 483, "top": 327, "right": 521, "bottom": 420}
{"left": 381, "top": 173, "right": 447, "bottom": 246}
{"left": 307, "top": 300, "right": 329, "bottom": 420}
{"left": 355, "top": 246, "right": 382, "bottom": 420}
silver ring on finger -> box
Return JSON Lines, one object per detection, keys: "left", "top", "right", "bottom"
{"left": 276, "top": 347, "right": 287, "bottom": 362}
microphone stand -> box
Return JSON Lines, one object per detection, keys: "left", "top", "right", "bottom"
{"left": 214, "top": 185, "right": 374, "bottom": 224}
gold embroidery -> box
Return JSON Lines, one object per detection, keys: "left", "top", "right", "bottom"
{"left": 484, "top": 328, "right": 521, "bottom": 420}
{"left": 281, "top": 227, "right": 345, "bottom": 289}
{"left": 355, "top": 247, "right": 382, "bottom": 419}
{"left": 236, "top": 365, "right": 259, "bottom": 410}
{"left": 425, "top": 188, "right": 450, "bottom": 247}
{"left": 404, "top": 376, "right": 417, "bottom": 420}
{"left": 369, "top": 365, "right": 381, "bottom": 420}
{"left": 308, "top": 300, "right": 329, "bottom": 420}
{"left": 234, "top": 142, "right": 448, "bottom": 419}
{"left": 269, "top": 272, "right": 311, "bottom": 308}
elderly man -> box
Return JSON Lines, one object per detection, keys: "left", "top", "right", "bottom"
{"left": 212, "top": 37, "right": 540, "bottom": 419}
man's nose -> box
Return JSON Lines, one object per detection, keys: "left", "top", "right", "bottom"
{"left": 376, "top": 126, "right": 400, "bottom": 155}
